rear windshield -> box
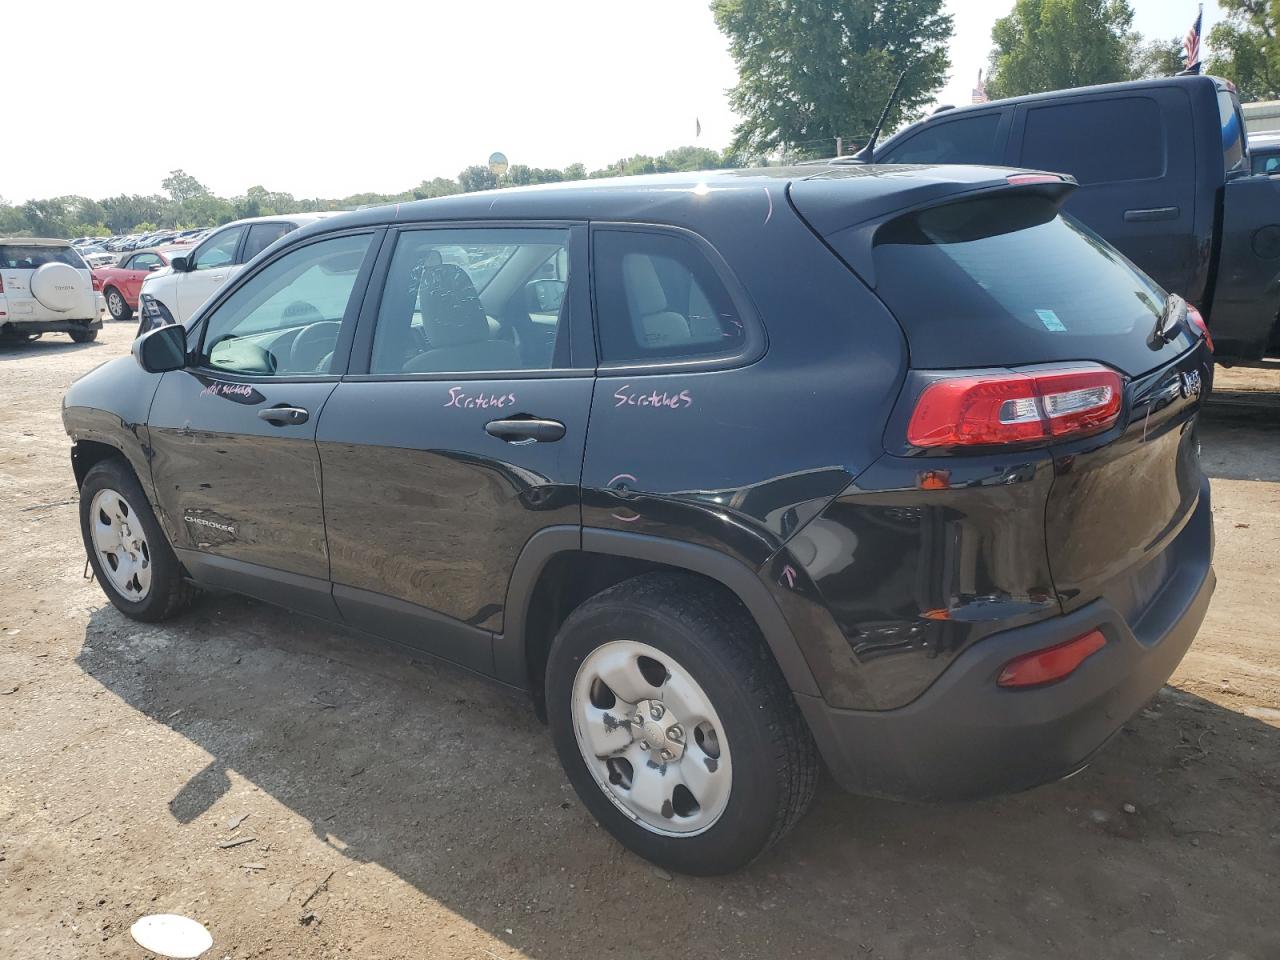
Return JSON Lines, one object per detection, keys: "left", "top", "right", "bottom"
{"left": 0, "top": 245, "right": 86, "bottom": 269}
{"left": 868, "top": 193, "right": 1187, "bottom": 375}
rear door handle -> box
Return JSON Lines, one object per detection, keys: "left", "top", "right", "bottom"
{"left": 485, "top": 417, "right": 565, "bottom": 444}
{"left": 258, "top": 405, "right": 309, "bottom": 426}
{"left": 1124, "top": 206, "right": 1179, "bottom": 222}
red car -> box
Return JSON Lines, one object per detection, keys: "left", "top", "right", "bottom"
{"left": 92, "top": 248, "right": 172, "bottom": 322}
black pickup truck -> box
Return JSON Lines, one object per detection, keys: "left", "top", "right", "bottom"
{"left": 874, "top": 74, "right": 1280, "bottom": 364}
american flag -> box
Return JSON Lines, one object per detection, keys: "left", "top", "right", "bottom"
{"left": 1184, "top": 4, "right": 1203, "bottom": 75}
{"left": 972, "top": 69, "right": 988, "bottom": 105}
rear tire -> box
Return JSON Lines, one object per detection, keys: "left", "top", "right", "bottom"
{"left": 79, "top": 457, "right": 196, "bottom": 621}
{"left": 105, "top": 287, "right": 133, "bottom": 322}
{"left": 545, "top": 572, "right": 818, "bottom": 875}
{"left": 69, "top": 326, "right": 98, "bottom": 343}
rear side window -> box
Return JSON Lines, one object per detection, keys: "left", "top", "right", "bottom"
{"left": 1219, "top": 90, "right": 1246, "bottom": 174}
{"left": 593, "top": 230, "right": 745, "bottom": 364}
{"left": 866, "top": 193, "right": 1182, "bottom": 375}
{"left": 242, "top": 222, "right": 293, "bottom": 263}
{"left": 1021, "top": 97, "right": 1163, "bottom": 184}
{"left": 879, "top": 114, "right": 1002, "bottom": 165}
{"left": 0, "top": 245, "right": 84, "bottom": 268}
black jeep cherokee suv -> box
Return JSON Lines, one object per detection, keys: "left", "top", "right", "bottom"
{"left": 64, "top": 165, "right": 1215, "bottom": 875}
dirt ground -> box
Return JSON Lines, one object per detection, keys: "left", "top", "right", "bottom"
{"left": 1, "top": 321, "right": 1277, "bottom": 960}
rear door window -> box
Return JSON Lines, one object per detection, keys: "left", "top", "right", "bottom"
{"left": 865, "top": 193, "right": 1188, "bottom": 376}
{"left": 878, "top": 113, "right": 1003, "bottom": 165}
{"left": 0, "top": 245, "right": 85, "bottom": 268}
{"left": 1020, "top": 97, "right": 1164, "bottom": 184}
{"left": 242, "top": 222, "right": 293, "bottom": 263}
{"left": 592, "top": 229, "right": 746, "bottom": 364}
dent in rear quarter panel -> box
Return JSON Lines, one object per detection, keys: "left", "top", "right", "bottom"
{"left": 62, "top": 356, "right": 164, "bottom": 513}
{"left": 581, "top": 181, "right": 909, "bottom": 696}
{"left": 790, "top": 451, "right": 1062, "bottom": 710}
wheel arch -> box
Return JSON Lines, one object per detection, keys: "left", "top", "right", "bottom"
{"left": 497, "top": 527, "right": 822, "bottom": 717}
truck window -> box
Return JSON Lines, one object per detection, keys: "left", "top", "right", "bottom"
{"left": 1021, "top": 97, "right": 1163, "bottom": 184}
{"left": 1218, "top": 90, "right": 1246, "bottom": 174}
{"left": 879, "top": 113, "right": 1001, "bottom": 165}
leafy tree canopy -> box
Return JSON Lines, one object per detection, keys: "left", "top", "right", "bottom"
{"left": 1209, "top": 0, "right": 1280, "bottom": 102}
{"left": 712, "top": 0, "right": 953, "bottom": 158}
{"left": 987, "top": 0, "right": 1135, "bottom": 99}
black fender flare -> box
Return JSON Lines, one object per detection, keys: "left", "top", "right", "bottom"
{"left": 494, "top": 526, "right": 821, "bottom": 698}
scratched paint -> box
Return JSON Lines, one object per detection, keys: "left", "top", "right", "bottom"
{"left": 612, "top": 385, "right": 693, "bottom": 410}
{"left": 443, "top": 386, "right": 517, "bottom": 410}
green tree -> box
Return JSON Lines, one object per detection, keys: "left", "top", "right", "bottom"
{"left": 1209, "top": 0, "right": 1280, "bottom": 102}
{"left": 101, "top": 195, "right": 165, "bottom": 234}
{"left": 1132, "top": 35, "right": 1186, "bottom": 79}
{"left": 711, "top": 0, "right": 953, "bottom": 158}
{"left": 161, "top": 169, "right": 209, "bottom": 204}
{"left": 562, "top": 162, "right": 587, "bottom": 181}
{"left": 987, "top": 0, "right": 1135, "bottom": 99}
{"left": 458, "top": 165, "right": 498, "bottom": 192}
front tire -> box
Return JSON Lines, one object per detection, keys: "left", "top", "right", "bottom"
{"left": 79, "top": 457, "right": 195, "bottom": 621}
{"left": 105, "top": 287, "right": 133, "bottom": 322}
{"left": 546, "top": 573, "right": 818, "bottom": 875}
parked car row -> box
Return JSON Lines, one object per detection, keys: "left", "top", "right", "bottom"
{"left": 74, "top": 228, "right": 211, "bottom": 254}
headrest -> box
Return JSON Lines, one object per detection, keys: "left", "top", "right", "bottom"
{"left": 418, "top": 263, "right": 489, "bottom": 348}
{"left": 621, "top": 252, "right": 668, "bottom": 316}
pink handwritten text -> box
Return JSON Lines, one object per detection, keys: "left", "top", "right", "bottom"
{"left": 444, "top": 386, "right": 517, "bottom": 410}
{"left": 613, "top": 385, "right": 693, "bottom": 410}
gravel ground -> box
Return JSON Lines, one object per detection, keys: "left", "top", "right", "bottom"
{"left": 1, "top": 322, "right": 1277, "bottom": 960}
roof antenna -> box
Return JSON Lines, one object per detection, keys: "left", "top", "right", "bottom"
{"left": 850, "top": 68, "right": 909, "bottom": 164}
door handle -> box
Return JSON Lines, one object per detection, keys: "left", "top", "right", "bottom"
{"left": 257, "top": 405, "right": 309, "bottom": 426}
{"left": 485, "top": 416, "right": 566, "bottom": 444}
{"left": 1123, "top": 206, "right": 1179, "bottom": 222}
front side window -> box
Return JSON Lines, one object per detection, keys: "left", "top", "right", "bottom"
{"left": 880, "top": 113, "right": 1002, "bottom": 165}
{"left": 198, "top": 233, "right": 372, "bottom": 377}
{"left": 242, "top": 222, "right": 293, "bottom": 263}
{"left": 1021, "top": 97, "right": 1163, "bottom": 184}
{"left": 130, "top": 253, "right": 162, "bottom": 271}
{"left": 593, "top": 229, "right": 744, "bottom": 364}
{"left": 369, "top": 228, "right": 570, "bottom": 375}
{"left": 191, "top": 226, "right": 244, "bottom": 270}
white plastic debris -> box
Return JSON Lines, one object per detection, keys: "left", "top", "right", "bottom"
{"left": 129, "top": 914, "right": 213, "bottom": 958}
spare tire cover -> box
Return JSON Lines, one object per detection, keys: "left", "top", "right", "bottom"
{"left": 30, "top": 262, "right": 86, "bottom": 312}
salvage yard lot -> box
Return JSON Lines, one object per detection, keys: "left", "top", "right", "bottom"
{"left": 1, "top": 322, "right": 1277, "bottom": 960}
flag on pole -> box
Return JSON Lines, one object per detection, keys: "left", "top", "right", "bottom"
{"left": 972, "top": 69, "right": 989, "bottom": 105}
{"left": 696, "top": 117, "right": 702, "bottom": 137}
{"left": 1183, "top": 4, "right": 1203, "bottom": 75}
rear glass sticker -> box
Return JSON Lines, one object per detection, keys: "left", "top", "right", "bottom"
{"left": 1035, "top": 308, "right": 1067, "bottom": 332}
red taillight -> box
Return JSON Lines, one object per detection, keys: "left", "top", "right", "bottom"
{"left": 0, "top": 274, "right": 4, "bottom": 293}
{"left": 1186, "top": 303, "right": 1213, "bottom": 352}
{"left": 907, "top": 365, "right": 1123, "bottom": 448}
{"left": 997, "top": 629, "right": 1107, "bottom": 688}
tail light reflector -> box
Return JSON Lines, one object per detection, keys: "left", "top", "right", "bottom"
{"left": 997, "top": 629, "right": 1107, "bottom": 688}
{"left": 1186, "top": 303, "right": 1213, "bottom": 352}
{"left": 907, "top": 364, "right": 1123, "bottom": 448}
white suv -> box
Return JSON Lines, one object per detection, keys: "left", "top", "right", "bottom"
{"left": 0, "top": 239, "right": 102, "bottom": 344}
{"left": 138, "top": 213, "right": 339, "bottom": 332}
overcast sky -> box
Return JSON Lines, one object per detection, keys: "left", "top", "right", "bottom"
{"left": 5, "top": 0, "right": 1223, "bottom": 204}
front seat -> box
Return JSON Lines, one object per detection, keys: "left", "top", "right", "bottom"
{"left": 621, "top": 253, "right": 694, "bottom": 348}
{"left": 402, "top": 263, "right": 519, "bottom": 373}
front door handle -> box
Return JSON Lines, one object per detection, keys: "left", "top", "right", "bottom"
{"left": 485, "top": 416, "right": 566, "bottom": 444}
{"left": 1123, "top": 206, "right": 1179, "bottom": 222}
{"left": 258, "top": 405, "right": 309, "bottom": 426}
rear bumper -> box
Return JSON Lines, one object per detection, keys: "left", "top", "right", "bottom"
{"left": 798, "top": 555, "right": 1215, "bottom": 802}
{"left": 1, "top": 317, "right": 102, "bottom": 334}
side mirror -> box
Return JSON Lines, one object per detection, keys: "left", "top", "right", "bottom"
{"left": 170, "top": 255, "right": 191, "bottom": 272}
{"left": 525, "top": 278, "right": 566, "bottom": 314}
{"left": 132, "top": 323, "right": 187, "bottom": 373}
